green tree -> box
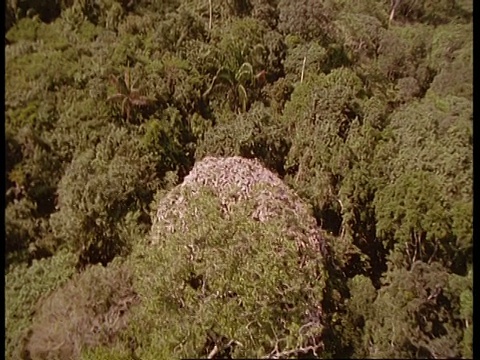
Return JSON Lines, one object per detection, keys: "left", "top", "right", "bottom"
{"left": 373, "top": 94, "right": 472, "bottom": 273}
{"left": 4, "top": 1, "right": 473, "bottom": 359}
{"left": 375, "top": 170, "right": 454, "bottom": 269}
{"left": 117, "top": 157, "right": 327, "bottom": 359}
{"left": 340, "top": 275, "right": 377, "bottom": 358}
{"left": 333, "top": 12, "right": 386, "bottom": 65}
{"left": 210, "top": 17, "right": 267, "bottom": 72}
{"left": 277, "top": 0, "right": 338, "bottom": 44}
{"left": 427, "top": 23, "right": 472, "bottom": 100}
{"left": 282, "top": 68, "right": 367, "bottom": 231}
{"left": 49, "top": 124, "right": 160, "bottom": 269}
{"left": 195, "top": 101, "right": 289, "bottom": 174}
{"left": 387, "top": 0, "right": 469, "bottom": 25}
{"left": 365, "top": 261, "right": 468, "bottom": 358}
{"left": 375, "top": 23, "right": 434, "bottom": 90}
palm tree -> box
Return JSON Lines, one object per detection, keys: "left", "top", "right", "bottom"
{"left": 107, "top": 67, "right": 153, "bottom": 122}
{"left": 203, "top": 62, "right": 258, "bottom": 113}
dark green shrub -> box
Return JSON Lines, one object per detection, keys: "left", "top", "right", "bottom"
{"left": 338, "top": 275, "right": 377, "bottom": 358}
{"left": 195, "top": 102, "right": 289, "bottom": 175}
{"left": 50, "top": 124, "right": 161, "bottom": 268}
{"left": 250, "top": 0, "right": 278, "bottom": 29}
{"left": 388, "top": 0, "right": 467, "bottom": 25}
{"left": 364, "top": 262, "right": 470, "bottom": 358}
{"left": 277, "top": 0, "right": 338, "bottom": 44}
{"left": 373, "top": 94, "right": 472, "bottom": 272}
{"left": 261, "top": 77, "right": 294, "bottom": 114}
{"left": 375, "top": 24, "right": 434, "bottom": 89}
{"left": 283, "top": 39, "right": 329, "bottom": 82}
{"left": 334, "top": 0, "right": 389, "bottom": 24}
{"left": 427, "top": 23, "right": 472, "bottom": 100}
{"left": 140, "top": 106, "right": 194, "bottom": 174}
{"left": 282, "top": 68, "right": 367, "bottom": 222}
{"left": 5, "top": 198, "right": 41, "bottom": 266}
{"left": 7, "top": 0, "right": 62, "bottom": 25}
{"left": 428, "top": 44, "right": 472, "bottom": 100}
{"left": 333, "top": 12, "right": 386, "bottom": 64}
{"left": 210, "top": 17, "right": 266, "bottom": 73}
{"left": 6, "top": 16, "right": 43, "bottom": 42}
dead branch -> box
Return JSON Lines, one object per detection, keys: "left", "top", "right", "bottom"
{"left": 265, "top": 343, "right": 323, "bottom": 359}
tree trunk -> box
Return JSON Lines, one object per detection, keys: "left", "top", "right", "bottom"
{"left": 209, "top": 0, "right": 213, "bottom": 31}
{"left": 389, "top": 0, "right": 402, "bottom": 23}
{"left": 300, "top": 56, "right": 307, "bottom": 83}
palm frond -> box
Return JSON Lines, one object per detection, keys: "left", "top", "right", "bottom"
{"left": 109, "top": 74, "right": 118, "bottom": 86}
{"left": 125, "top": 103, "right": 132, "bottom": 121}
{"left": 121, "top": 97, "right": 130, "bottom": 117}
{"left": 237, "top": 84, "right": 248, "bottom": 113}
{"left": 124, "top": 70, "right": 129, "bottom": 89}
{"left": 124, "top": 66, "right": 131, "bottom": 89}
{"left": 251, "top": 43, "right": 266, "bottom": 66}
{"left": 110, "top": 74, "right": 130, "bottom": 95}
{"left": 203, "top": 67, "right": 235, "bottom": 99}
{"left": 202, "top": 78, "right": 217, "bottom": 99}
{"left": 131, "top": 78, "right": 141, "bottom": 92}
{"left": 106, "top": 94, "right": 126, "bottom": 103}
{"left": 213, "top": 67, "right": 236, "bottom": 87}
{"left": 236, "top": 62, "right": 254, "bottom": 85}
{"left": 130, "top": 95, "right": 153, "bottom": 107}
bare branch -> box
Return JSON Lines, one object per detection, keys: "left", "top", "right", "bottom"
{"left": 207, "top": 345, "right": 219, "bottom": 359}
{"left": 389, "top": 0, "right": 402, "bottom": 23}
{"left": 264, "top": 344, "right": 323, "bottom": 359}
{"left": 209, "top": 0, "right": 212, "bottom": 30}
{"left": 300, "top": 56, "right": 307, "bottom": 83}
{"left": 207, "top": 339, "right": 243, "bottom": 359}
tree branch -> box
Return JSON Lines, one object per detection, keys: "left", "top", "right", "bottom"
{"left": 209, "top": 0, "right": 213, "bottom": 31}
{"left": 265, "top": 344, "right": 323, "bottom": 359}
{"left": 207, "top": 339, "right": 243, "bottom": 359}
{"left": 300, "top": 56, "right": 307, "bottom": 83}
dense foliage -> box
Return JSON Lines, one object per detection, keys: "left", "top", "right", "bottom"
{"left": 5, "top": 0, "right": 472, "bottom": 358}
